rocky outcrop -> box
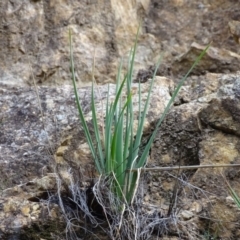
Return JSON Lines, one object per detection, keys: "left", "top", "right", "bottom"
{"left": 0, "top": 76, "right": 174, "bottom": 239}
{"left": 1, "top": 0, "right": 240, "bottom": 87}
{"left": 0, "top": 0, "right": 156, "bottom": 86}
{"left": 0, "top": 76, "right": 173, "bottom": 187}
{"left": 148, "top": 72, "right": 240, "bottom": 239}
{"left": 1, "top": 72, "right": 240, "bottom": 239}
{"left": 1, "top": 0, "right": 240, "bottom": 239}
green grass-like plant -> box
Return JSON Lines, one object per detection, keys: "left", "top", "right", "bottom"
{"left": 223, "top": 173, "right": 240, "bottom": 209}
{"left": 229, "top": 186, "right": 240, "bottom": 208}
{"left": 69, "top": 28, "right": 210, "bottom": 206}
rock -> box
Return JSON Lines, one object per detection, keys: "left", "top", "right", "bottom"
{"left": 0, "top": 0, "right": 159, "bottom": 86}
{"left": 0, "top": 174, "right": 65, "bottom": 239}
{"left": 146, "top": 0, "right": 240, "bottom": 79}
{"left": 0, "top": 75, "right": 173, "bottom": 186}
{"left": 199, "top": 97, "right": 240, "bottom": 137}
{"left": 229, "top": 20, "right": 240, "bottom": 44}
{"left": 190, "top": 202, "right": 202, "bottom": 214}
{"left": 181, "top": 210, "right": 194, "bottom": 220}
{"left": 226, "top": 195, "right": 235, "bottom": 205}
{"left": 1, "top": 71, "right": 240, "bottom": 238}
{"left": 148, "top": 71, "right": 240, "bottom": 239}
{"left": 172, "top": 42, "right": 240, "bottom": 76}
{"left": 1, "top": 1, "right": 240, "bottom": 237}
{"left": 1, "top": 0, "right": 240, "bottom": 87}
{"left": 0, "top": 76, "right": 174, "bottom": 238}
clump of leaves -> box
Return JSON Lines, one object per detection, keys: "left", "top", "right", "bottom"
{"left": 69, "top": 28, "right": 210, "bottom": 206}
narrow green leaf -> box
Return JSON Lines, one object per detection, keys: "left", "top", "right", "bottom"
{"left": 137, "top": 43, "right": 211, "bottom": 168}
{"left": 69, "top": 30, "right": 102, "bottom": 174}
{"left": 91, "top": 84, "right": 105, "bottom": 172}
{"left": 132, "top": 54, "right": 163, "bottom": 165}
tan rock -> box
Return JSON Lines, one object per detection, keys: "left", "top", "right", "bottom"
{"left": 172, "top": 42, "right": 240, "bottom": 76}
{"left": 181, "top": 210, "right": 194, "bottom": 220}
{"left": 229, "top": 20, "right": 240, "bottom": 44}
{"left": 1, "top": 0, "right": 240, "bottom": 88}
{"left": 21, "top": 205, "right": 30, "bottom": 217}
{"left": 190, "top": 201, "right": 202, "bottom": 214}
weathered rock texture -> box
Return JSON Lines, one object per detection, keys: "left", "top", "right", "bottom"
{"left": 0, "top": 76, "right": 174, "bottom": 239}
{"left": 0, "top": 76, "right": 173, "bottom": 188}
{"left": 0, "top": 0, "right": 156, "bottom": 86}
{"left": 1, "top": 0, "right": 240, "bottom": 239}
{"left": 147, "top": 72, "right": 240, "bottom": 239}
{"left": 0, "top": 0, "right": 240, "bottom": 87}
{"left": 1, "top": 72, "right": 240, "bottom": 239}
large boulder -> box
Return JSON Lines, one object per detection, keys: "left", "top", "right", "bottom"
{"left": 1, "top": 72, "right": 240, "bottom": 239}
{"left": 0, "top": 76, "right": 173, "bottom": 239}
{"left": 1, "top": 0, "right": 240, "bottom": 238}
{"left": 1, "top": 0, "right": 240, "bottom": 86}
{"left": 148, "top": 72, "right": 240, "bottom": 239}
